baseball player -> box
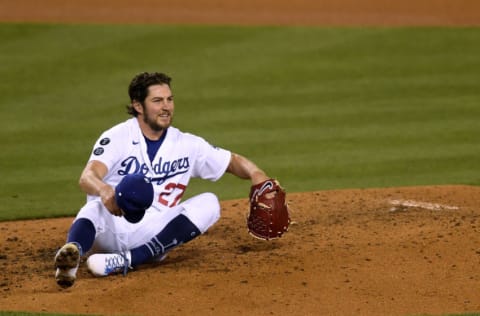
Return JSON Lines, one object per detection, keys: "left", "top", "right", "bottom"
{"left": 54, "top": 72, "right": 271, "bottom": 288}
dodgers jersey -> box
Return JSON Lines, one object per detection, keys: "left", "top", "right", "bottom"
{"left": 87, "top": 118, "right": 231, "bottom": 211}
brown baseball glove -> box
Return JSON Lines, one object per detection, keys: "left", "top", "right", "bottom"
{"left": 247, "top": 179, "right": 290, "bottom": 240}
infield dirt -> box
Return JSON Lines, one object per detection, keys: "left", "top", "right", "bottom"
{"left": 1, "top": 1, "right": 480, "bottom": 316}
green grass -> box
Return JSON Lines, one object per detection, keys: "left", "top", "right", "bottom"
{"left": 0, "top": 24, "right": 479, "bottom": 221}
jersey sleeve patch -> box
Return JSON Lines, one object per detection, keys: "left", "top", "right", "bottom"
{"left": 93, "top": 147, "right": 105, "bottom": 156}
{"left": 99, "top": 137, "right": 111, "bottom": 146}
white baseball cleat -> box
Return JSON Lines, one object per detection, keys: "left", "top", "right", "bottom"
{"left": 54, "top": 243, "right": 80, "bottom": 288}
{"left": 87, "top": 251, "right": 132, "bottom": 277}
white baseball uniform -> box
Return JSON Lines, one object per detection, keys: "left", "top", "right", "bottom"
{"left": 75, "top": 118, "right": 231, "bottom": 253}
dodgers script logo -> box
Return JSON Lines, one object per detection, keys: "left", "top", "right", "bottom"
{"left": 118, "top": 156, "right": 190, "bottom": 183}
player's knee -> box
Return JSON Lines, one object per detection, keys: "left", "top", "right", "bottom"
{"left": 195, "top": 192, "right": 221, "bottom": 232}
{"left": 76, "top": 200, "right": 104, "bottom": 225}
{"left": 181, "top": 192, "right": 220, "bottom": 233}
{"left": 202, "top": 192, "right": 221, "bottom": 217}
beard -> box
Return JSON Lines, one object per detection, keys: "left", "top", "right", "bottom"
{"left": 143, "top": 111, "right": 172, "bottom": 132}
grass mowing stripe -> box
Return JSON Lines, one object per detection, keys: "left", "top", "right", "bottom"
{"left": 0, "top": 24, "right": 479, "bottom": 219}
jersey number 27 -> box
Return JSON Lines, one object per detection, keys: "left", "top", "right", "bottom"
{"left": 158, "top": 183, "right": 187, "bottom": 207}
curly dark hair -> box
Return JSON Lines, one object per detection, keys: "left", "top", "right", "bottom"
{"left": 126, "top": 72, "right": 172, "bottom": 117}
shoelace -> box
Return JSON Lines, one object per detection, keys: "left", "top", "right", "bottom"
{"left": 104, "top": 252, "right": 129, "bottom": 276}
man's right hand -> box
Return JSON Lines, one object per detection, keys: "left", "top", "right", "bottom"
{"left": 99, "top": 185, "right": 123, "bottom": 216}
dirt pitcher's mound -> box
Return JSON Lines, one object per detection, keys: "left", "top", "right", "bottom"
{"left": 1, "top": 185, "right": 480, "bottom": 316}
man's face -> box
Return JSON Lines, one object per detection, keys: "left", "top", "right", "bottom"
{"left": 140, "top": 84, "right": 174, "bottom": 132}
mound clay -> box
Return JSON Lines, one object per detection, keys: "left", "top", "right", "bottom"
{"left": 1, "top": 1, "right": 480, "bottom": 315}
{"left": 1, "top": 186, "right": 480, "bottom": 315}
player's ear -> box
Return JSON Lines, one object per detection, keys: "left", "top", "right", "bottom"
{"left": 132, "top": 101, "right": 144, "bottom": 114}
